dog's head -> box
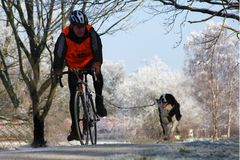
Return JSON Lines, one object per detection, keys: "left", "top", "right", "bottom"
{"left": 156, "top": 94, "right": 169, "bottom": 108}
{"left": 156, "top": 93, "right": 177, "bottom": 106}
{"left": 156, "top": 94, "right": 167, "bottom": 104}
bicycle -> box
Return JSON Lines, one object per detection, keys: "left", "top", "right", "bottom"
{"left": 57, "top": 68, "right": 99, "bottom": 145}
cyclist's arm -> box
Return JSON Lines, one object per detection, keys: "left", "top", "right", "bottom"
{"left": 90, "top": 28, "right": 103, "bottom": 64}
{"left": 53, "top": 33, "right": 67, "bottom": 71}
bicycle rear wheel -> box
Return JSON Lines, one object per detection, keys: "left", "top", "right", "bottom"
{"left": 87, "top": 95, "right": 97, "bottom": 145}
{"left": 74, "top": 90, "right": 89, "bottom": 145}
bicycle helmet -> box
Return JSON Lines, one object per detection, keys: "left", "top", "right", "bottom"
{"left": 69, "top": 10, "right": 88, "bottom": 26}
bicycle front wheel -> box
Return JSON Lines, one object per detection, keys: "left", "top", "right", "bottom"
{"left": 87, "top": 95, "right": 97, "bottom": 145}
{"left": 74, "top": 91, "right": 89, "bottom": 145}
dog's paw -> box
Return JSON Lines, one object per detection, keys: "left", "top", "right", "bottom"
{"left": 163, "top": 135, "right": 175, "bottom": 141}
{"left": 163, "top": 136, "right": 169, "bottom": 141}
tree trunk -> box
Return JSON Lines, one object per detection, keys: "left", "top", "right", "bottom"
{"left": 212, "top": 96, "right": 219, "bottom": 140}
{"left": 227, "top": 106, "right": 232, "bottom": 138}
{"left": 31, "top": 111, "right": 46, "bottom": 147}
{"left": 30, "top": 80, "right": 57, "bottom": 147}
{"left": 30, "top": 85, "right": 45, "bottom": 147}
{"left": 227, "top": 79, "right": 233, "bottom": 138}
{"left": 212, "top": 109, "right": 218, "bottom": 140}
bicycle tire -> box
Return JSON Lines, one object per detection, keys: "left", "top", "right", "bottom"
{"left": 87, "top": 95, "right": 97, "bottom": 145}
{"left": 74, "top": 90, "right": 89, "bottom": 145}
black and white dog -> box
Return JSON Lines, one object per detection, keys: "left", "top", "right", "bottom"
{"left": 156, "top": 93, "right": 182, "bottom": 140}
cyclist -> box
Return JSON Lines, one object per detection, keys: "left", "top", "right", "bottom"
{"left": 53, "top": 10, "right": 107, "bottom": 141}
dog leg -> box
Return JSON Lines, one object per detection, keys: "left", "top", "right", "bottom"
{"left": 162, "top": 123, "right": 168, "bottom": 136}
{"left": 176, "top": 126, "right": 180, "bottom": 135}
{"left": 161, "top": 123, "right": 170, "bottom": 141}
{"left": 169, "top": 117, "right": 179, "bottom": 138}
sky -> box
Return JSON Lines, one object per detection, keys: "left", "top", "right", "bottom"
{"left": 101, "top": 12, "right": 203, "bottom": 73}
{"left": 100, "top": 8, "right": 236, "bottom": 73}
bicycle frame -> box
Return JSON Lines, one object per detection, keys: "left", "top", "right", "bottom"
{"left": 58, "top": 68, "right": 98, "bottom": 145}
{"left": 59, "top": 68, "right": 97, "bottom": 106}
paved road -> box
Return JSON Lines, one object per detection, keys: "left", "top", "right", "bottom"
{"left": 0, "top": 140, "right": 239, "bottom": 160}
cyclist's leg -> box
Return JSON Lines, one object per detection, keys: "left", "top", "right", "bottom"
{"left": 93, "top": 72, "right": 107, "bottom": 117}
{"left": 85, "top": 61, "right": 107, "bottom": 117}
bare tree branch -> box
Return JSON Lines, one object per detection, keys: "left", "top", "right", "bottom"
{"left": 0, "top": 49, "right": 19, "bottom": 108}
{"left": 99, "top": 0, "right": 145, "bottom": 35}
{"left": 157, "top": 0, "right": 239, "bottom": 20}
{"left": 147, "top": 0, "right": 239, "bottom": 44}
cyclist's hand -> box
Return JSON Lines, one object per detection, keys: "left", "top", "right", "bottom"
{"left": 92, "top": 62, "right": 101, "bottom": 75}
{"left": 54, "top": 69, "right": 62, "bottom": 81}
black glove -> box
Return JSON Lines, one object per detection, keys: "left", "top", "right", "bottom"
{"left": 54, "top": 69, "right": 62, "bottom": 83}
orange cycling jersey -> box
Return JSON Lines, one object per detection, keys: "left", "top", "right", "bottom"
{"left": 62, "top": 25, "right": 93, "bottom": 69}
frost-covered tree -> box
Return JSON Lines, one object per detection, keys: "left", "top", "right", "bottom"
{"left": 107, "top": 57, "right": 203, "bottom": 140}
{"left": 184, "top": 23, "right": 239, "bottom": 139}
{"left": 102, "top": 61, "right": 125, "bottom": 115}
{"left": 115, "top": 57, "right": 177, "bottom": 108}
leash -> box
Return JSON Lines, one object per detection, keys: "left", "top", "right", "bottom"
{"left": 55, "top": 68, "right": 157, "bottom": 109}
{"left": 60, "top": 77, "right": 157, "bottom": 110}
{"left": 95, "top": 94, "right": 156, "bottom": 110}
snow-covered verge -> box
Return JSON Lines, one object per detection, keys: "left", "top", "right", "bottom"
{"left": 0, "top": 137, "right": 238, "bottom": 160}
{"left": 106, "top": 138, "right": 239, "bottom": 160}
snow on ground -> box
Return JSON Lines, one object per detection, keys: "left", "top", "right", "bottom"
{"left": 0, "top": 138, "right": 239, "bottom": 160}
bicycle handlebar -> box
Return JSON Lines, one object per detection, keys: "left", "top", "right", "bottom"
{"left": 57, "top": 68, "right": 97, "bottom": 88}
